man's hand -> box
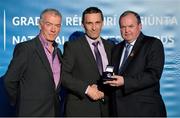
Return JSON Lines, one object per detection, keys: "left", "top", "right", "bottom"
{"left": 103, "top": 75, "right": 124, "bottom": 87}
{"left": 86, "top": 84, "right": 104, "bottom": 101}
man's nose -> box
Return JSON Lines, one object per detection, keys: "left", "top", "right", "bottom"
{"left": 92, "top": 24, "right": 96, "bottom": 31}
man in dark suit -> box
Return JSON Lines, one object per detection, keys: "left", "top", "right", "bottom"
{"left": 104, "top": 10, "right": 167, "bottom": 116}
{"left": 61, "top": 7, "right": 114, "bottom": 116}
{"left": 4, "top": 8, "right": 63, "bottom": 116}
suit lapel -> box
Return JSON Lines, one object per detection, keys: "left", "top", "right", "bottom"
{"left": 102, "top": 39, "right": 111, "bottom": 63}
{"left": 57, "top": 48, "right": 63, "bottom": 63}
{"left": 56, "top": 48, "right": 63, "bottom": 89}
{"left": 121, "top": 33, "right": 144, "bottom": 73}
{"left": 114, "top": 41, "right": 125, "bottom": 74}
{"left": 34, "top": 37, "right": 54, "bottom": 80}
{"left": 79, "top": 36, "right": 100, "bottom": 74}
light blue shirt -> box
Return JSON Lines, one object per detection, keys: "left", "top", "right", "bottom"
{"left": 119, "top": 40, "right": 136, "bottom": 68}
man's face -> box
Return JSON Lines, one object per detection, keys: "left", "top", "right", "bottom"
{"left": 120, "top": 13, "right": 142, "bottom": 43}
{"left": 39, "top": 12, "right": 61, "bottom": 42}
{"left": 82, "top": 13, "right": 103, "bottom": 40}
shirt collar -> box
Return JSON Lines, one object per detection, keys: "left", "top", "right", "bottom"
{"left": 125, "top": 39, "right": 136, "bottom": 47}
{"left": 85, "top": 34, "right": 102, "bottom": 46}
{"left": 39, "top": 33, "right": 58, "bottom": 48}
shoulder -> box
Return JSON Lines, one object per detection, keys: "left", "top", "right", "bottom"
{"left": 16, "top": 36, "right": 37, "bottom": 48}
{"left": 138, "top": 34, "right": 164, "bottom": 56}
{"left": 64, "top": 35, "right": 86, "bottom": 49}
{"left": 143, "top": 35, "right": 163, "bottom": 47}
{"left": 113, "top": 40, "right": 124, "bottom": 49}
{"left": 101, "top": 38, "right": 115, "bottom": 49}
{"left": 13, "top": 37, "right": 38, "bottom": 55}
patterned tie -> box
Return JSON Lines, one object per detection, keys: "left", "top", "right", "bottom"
{"left": 118, "top": 43, "right": 131, "bottom": 73}
{"left": 92, "top": 41, "right": 103, "bottom": 75}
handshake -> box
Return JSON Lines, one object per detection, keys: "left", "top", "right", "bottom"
{"left": 86, "top": 84, "right": 104, "bottom": 101}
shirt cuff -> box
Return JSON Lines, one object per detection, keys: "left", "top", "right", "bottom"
{"left": 85, "top": 85, "right": 90, "bottom": 94}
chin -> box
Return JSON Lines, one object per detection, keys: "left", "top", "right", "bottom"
{"left": 91, "top": 35, "right": 99, "bottom": 39}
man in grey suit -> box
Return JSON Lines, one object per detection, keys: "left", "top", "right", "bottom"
{"left": 61, "top": 7, "right": 114, "bottom": 116}
{"left": 104, "top": 10, "right": 166, "bottom": 117}
{"left": 4, "top": 8, "right": 63, "bottom": 116}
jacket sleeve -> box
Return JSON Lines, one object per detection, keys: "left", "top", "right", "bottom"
{"left": 61, "top": 42, "right": 89, "bottom": 99}
{"left": 4, "top": 43, "right": 28, "bottom": 105}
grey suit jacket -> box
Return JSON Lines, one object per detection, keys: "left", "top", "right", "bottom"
{"left": 4, "top": 36, "right": 63, "bottom": 116}
{"left": 61, "top": 35, "right": 114, "bottom": 116}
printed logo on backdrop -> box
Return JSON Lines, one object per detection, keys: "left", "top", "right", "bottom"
{"left": 141, "top": 15, "right": 178, "bottom": 48}
{"left": 2, "top": 10, "right": 66, "bottom": 51}
{"left": 2, "top": 10, "right": 178, "bottom": 51}
{"left": 2, "top": 12, "right": 120, "bottom": 51}
{"left": 12, "top": 16, "right": 66, "bottom": 47}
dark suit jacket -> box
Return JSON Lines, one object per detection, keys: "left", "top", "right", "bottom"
{"left": 111, "top": 32, "right": 166, "bottom": 117}
{"left": 61, "top": 35, "right": 114, "bottom": 116}
{"left": 4, "top": 36, "right": 63, "bottom": 116}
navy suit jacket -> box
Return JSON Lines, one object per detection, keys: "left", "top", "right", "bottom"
{"left": 110, "top": 32, "right": 166, "bottom": 116}
{"left": 61, "top": 35, "right": 114, "bottom": 116}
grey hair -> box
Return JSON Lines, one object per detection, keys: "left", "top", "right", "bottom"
{"left": 40, "top": 8, "right": 62, "bottom": 21}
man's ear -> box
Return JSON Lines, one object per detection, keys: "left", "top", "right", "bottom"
{"left": 38, "top": 25, "right": 41, "bottom": 30}
{"left": 38, "top": 20, "right": 42, "bottom": 30}
{"left": 81, "top": 23, "right": 84, "bottom": 28}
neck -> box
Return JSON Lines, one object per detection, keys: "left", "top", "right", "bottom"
{"left": 85, "top": 34, "right": 99, "bottom": 41}
{"left": 46, "top": 40, "right": 55, "bottom": 53}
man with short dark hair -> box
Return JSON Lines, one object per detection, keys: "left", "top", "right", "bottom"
{"left": 61, "top": 7, "right": 114, "bottom": 116}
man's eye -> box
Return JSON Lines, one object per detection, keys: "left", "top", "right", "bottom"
{"left": 45, "top": 23, "right": 51, "bottom": 26}
{"left": 129, "top": 25, "right": 134, "bottom": 28}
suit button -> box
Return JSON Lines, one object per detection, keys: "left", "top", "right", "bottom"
{"left": 59, "top": 96, "right": 61, "bottom": 101}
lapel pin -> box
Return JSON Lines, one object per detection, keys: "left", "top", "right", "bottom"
{"left": 130, "top": 52, "right": 134, "bottom": 57}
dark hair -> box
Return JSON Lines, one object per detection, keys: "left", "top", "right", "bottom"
{"left": 119, "top": 10, "right": 141, "bottom": 26}
{"left": 40, "top": 8, "right": 62, "bottom": 21}
{"left": 82, "top": 7, "right": 103, "bottom": 23}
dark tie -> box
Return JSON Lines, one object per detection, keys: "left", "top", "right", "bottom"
{"left": 92, "top": 41, "right": 103, "bottom": 75}
{"left": 52, "top": 41, "right": 58, "bottom": 60}
{"left": 118, "top": 43, "right": 131, "bottom": 73}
